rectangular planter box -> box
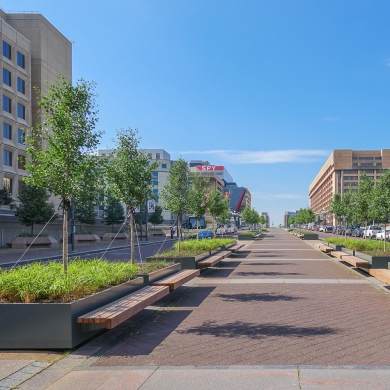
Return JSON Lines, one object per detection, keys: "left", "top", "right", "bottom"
{"left": 137, "top": 263, "right": 181, "bottom": 285}
{"left": 327, "top": 243, "right": 343, "bottom": 251}
{"left": 146, "top": 251, "right": 210, "bottom": 270}
{"left": 238, "top": 235, "right": 256, "bottom": 240}
{"left": 342, "top": 248, "right": 355, "bottom": 256}
{"left": 301, "top": 234, "right": 318, "bottom": 240}
{"left": 0, "top": 263, "right": 183, "bottom": 349}
{"left": 354, "top": 252, "right": 390, "bottom": 269}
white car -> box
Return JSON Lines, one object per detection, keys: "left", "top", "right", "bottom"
{"left": 318, "top": 226, "right": 325, "bottom": 232}
{"left": 364, "top": 225, "right": 382, "bottom": 239}
{"left": 375, "top": 229, "right": 390, "bottom": 241}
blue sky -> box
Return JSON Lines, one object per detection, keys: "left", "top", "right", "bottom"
{"left": 7, "top": 0, "right": 390, "bottom": 224}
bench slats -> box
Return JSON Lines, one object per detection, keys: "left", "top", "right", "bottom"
{"left": 228, "top": 244, "right": 245, "bottom": 253}
{"left": 331, "top": 251, "right": 347, "bottom": 259}
{"left": 153, "top": 269, "right": 200, "bottom": 291}
{"left": 77, "top": 285, "right": 169, "bottom": 329}
{"left": 319, "top": 245, "right": 333, "bottom": 253}
{"left": 341, "top": 255, "right": 370, "bottom": 268}
{"left": 198, "top": 250, "right": 231, "bottom": 267}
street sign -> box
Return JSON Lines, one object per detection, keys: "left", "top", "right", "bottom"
{"left": 147, "top": 199, "right": 155, "bottom": 213}
{"left": 134, "top": 206, "right": 141, "bottom": 213}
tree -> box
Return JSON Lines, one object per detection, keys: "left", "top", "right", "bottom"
{"left": 341, "top": 190, "right": 355, "bottom": 238}
{"left": 15, "top": 184, "right": 57, "bottom": 236}
{"left": 288, "top": 215, "right": 295, "bottom": 226}
{"left": 260, "top": 214, "right": 267, "bottom": 227}
{"left": 329, "top": 193, "right": 343, "bottom": 227}
{"left": 103, "top": 128, "right": 158, "bottom": 263}
{"left": 207, "top": 190, "right": 228, "bottom": 235}
{"left": 102, "top": 195, "right": 125, "bottom": 232}
{"left": 372, "top": 169, "right": 390, "bottom": 250}
{"left": 74, "top": 198, "right": 96, "bottom": 225}
{"left": 148, "top": 205, "right": 164, "bottom": 228}
{"left": 188, "top": 173, "right": 209, "bottom": 238}
{"left": 161, "top": 158, "right": 191, "bottom": 251}
{"left": 216, "top": 197, "right": 231, "bottom": 236}
{"left": 355, "top": 172, "right": 374, "bottom": 239}
{"left": 241, "top": 206, "right": 260, "bottom": 230}
{"left": 0, "top": 188, "right": 13, "bottom": 207}
{"left": 25, "top": 75, "right": 103, "bottom": 274}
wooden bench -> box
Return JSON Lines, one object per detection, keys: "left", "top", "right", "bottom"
{"left": 228, "top": 243, "right": 245, "bottom": 253}
{"left": 198, "top": 250, "right": 231, "bottom": 267}
{"left": 77, "top": 285, "right": 169, "bottom": 329}
{"left": 330, "top": 251, "right": 348, "bottom": 259}
{"left": 153, "top": 269, "right": 200, "bottom": 291}
{"left": 367, "top": 268, "right": 390, "bottom": 284}
{"left": 318, "top": 245, "right": 333, "bottom": 253}
{"left": 341, "top": 255, "right": 370, "bottom": 268}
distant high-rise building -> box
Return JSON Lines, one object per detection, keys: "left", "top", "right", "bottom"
{"left": 0, "top": 10, "right": 72, "bottom": 200}
{"left": 261, "top": 212, "right": 270, "bottom": 227}
{"left": 284, "top": 211, "right": 296, "bottom": 227}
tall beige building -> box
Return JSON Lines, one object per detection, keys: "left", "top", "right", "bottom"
{"left": 0, "top": 10, "right": 71, "bottom": 200}
{"left": 309, "top": 149, "right": 390, "bottom": 224}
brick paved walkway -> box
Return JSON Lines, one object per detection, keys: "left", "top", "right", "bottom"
{"left": 15, "top": 229, "right": 390, "bottom": 389}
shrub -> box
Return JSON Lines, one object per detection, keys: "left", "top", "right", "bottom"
{"left": 324, "top": 238, "right": 390, "bottom": 256}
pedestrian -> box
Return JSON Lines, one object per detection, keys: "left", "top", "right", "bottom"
{"left": 170, "top": 225, "right": 176, "bottom": 239}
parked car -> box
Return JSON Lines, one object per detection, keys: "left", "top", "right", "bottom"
{"left": 375, "top": 229, "right": 390, "bottom": 241}
{"left": 325, "top": 226, "right": 334, "bottom": 233}
{"left": 364, "top": 225, "right": 382, "bottom": 239}
{"left": 319, "top": 226, "right": 326, "bottom": 232}
{"left": 346, "top": 226, "right": 359, "bottom": 236}
{"left": 198, "top": 230, "right": 214, "bottom": 239}
{"left": 352, "top": 228, "right": 365, "bottom": 237}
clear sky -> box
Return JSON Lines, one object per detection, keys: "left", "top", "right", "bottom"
{"left": 7, "top": 0, "right": 390, "bottom": 225}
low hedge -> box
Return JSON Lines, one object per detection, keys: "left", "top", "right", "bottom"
{"left": 238, "top": 231, "right": 260, "bottom": 236}
{"left": 0, "top": 259, "right": 173, "bottom": 303}
{"left": 292, "top": 229, "right": 317, "bottom": 236}
{"left": 324, "top": 238, "right": 390, "bottom": 256}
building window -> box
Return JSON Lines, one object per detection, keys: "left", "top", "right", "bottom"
{"left": 17, "top": 103, "right": 25, "bottom": 119}
{"left": 153, "top": 180, "right": 158, "bottom": 186}
{"left": 375, "top": 157, "right": 382, "bottom": 160}
{"left": 153, "top": 189, "right": 158, "bottom": 194}
{"left": 344, "top": 169, "right": 358, "bottom": 174}
{"left": 3, "top": 150, "right": 12, "bottom": 166}
{"left": 359, "top": 163, "right": 373, "bottom": 166}
{"left": 3, "top": 95, "right": 11, "bottom": 113}
{"left": 359, "top": 156, "right": 373, "bottom": 160}
{"left": 360, "top": 169, "right": 374, "bottom": 174}
{"left": 18, "top": 128, "right": 25, "bottom": 144}
{"left": 344, "top": 176, "right": 358, "bottom": 180}
{"left": 3, "top": 177, "right": 12, "bottom": 192}
{"left": 156, "top": 153, "right": 160, "bottom": 160}
{"left": 344, "top": 182, "right": 357, "bottom": 187}
{"left": 147, "top": 153, "right": 152, "bottom": 159}
{"left": 155, "top": 198, "right": 159, "bottom": 203}
{"left": 352, "top": 157, "right": 358, "bottom": 160}
{"left": 3, "top": 123, "right": 11, "bottom": 139}
{"left": 161, "top": 163, "right": 167, "bottom": 169}
{"left": 17, "top": 51, "right": 25, "bottom": 69}
{"left": 3, "top": 68, "right": 11, "bottom": 86}
{"left": 17, "top": 77, "right": 25, "bottom": 94}
{"left": 352, "top": 163, "right": 358, "bottom": 166}
{"left": 18, "top": 155, "right": 26, "bottom": 170}
{"left": 152, "top": 172, "right": 158, "bottom": 178}
{"left": 2, "top": 41, "right": 11, "bottom": 60}
{"left": 376, "top": 163, "right": 382, "bottom": 167}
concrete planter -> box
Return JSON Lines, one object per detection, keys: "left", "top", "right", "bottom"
{"left": 326, "top": 243, "right": 343, "bottom": 250}
{"left": 137, "top": 263, "right": 181, "bottom": 284}
{"left": 102, "top": 233, "right": 129, "bottom": 241}
{"left": 301, "top": 234, "right": 318, "bottom": 240}
{"left": 238, "top": 235, "right": 256, "bottom": 240}
{"left": 6, "top": 236, "right": 59, "bottom": 249}
{"left": 74, "top": 234, "right": 101, "bottom": 243}
{"left": 0, "top": 263, "right": 181, "bottom": 349}
{"left": 354, "top": 251, "right": 390, "bottom": 269}
{"left": 146, "top": 251, "right": 212, "bottom": 270}
{"left": 342, "top": 248, "right": 355, "bottom": 256}
{"left": 221, "top": 241, "right": 237, "bottom": 250}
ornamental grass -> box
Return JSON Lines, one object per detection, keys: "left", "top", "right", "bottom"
{"left": 0, "top": 259, "right": 173, "bottom": 303}
{"left": 152, "top": 238, "right": 236, "bottom": 259}
{"left": 324, "top": 238, "right": 390, "bottom": 256}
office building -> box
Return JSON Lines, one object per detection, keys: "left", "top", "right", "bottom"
{"left": 261, "top": 212, "right": 270, "bottom": 227}
{"left": 223, "top": 182, "right": 251, "bottom": 212}
{"left": 97, "top": 148, "right": 174, "bottom": 222}
{"left": 0, "top": 10, "right": 72, "bottom": 200}
{"left": 190, "top": 163, "right": 234, "bottom": 185}
{"left": 189, "top": 167, "right": 224, "bottom": 193}
{"left": 284, "top": 211, "right": 296, "bottom": 227}
{"left": 309, "top": 149, "right": 390, "bottom": 224}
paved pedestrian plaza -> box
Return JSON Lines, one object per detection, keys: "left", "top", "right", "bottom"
{"left": 6, "top": 229, "right": 390, "bottom": 389}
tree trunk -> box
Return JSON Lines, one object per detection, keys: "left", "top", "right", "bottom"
{"left": 31, "top": 224, "right": 34, "bottom": 237}
{"left": 365, "top": 220, "right": 368, "bottom": 240}
{"left": 62, "top": 201, "right": 68, "bottom": 275}
{"left": 130, "top": 211, "right": 135, "bottom": 264}
{"left": 177, "top": 215, "right": 181, "bottom": 252}
{"left": 196, "top": 217, "right": 199, "bottom": 241}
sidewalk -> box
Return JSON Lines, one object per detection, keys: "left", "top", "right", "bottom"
{"left": 3, "top": 229, "right": 390, "bottom": 389}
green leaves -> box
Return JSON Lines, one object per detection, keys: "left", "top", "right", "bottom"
{"left": 0, "top": 188, "right": 13, "bottom": 207}
{"left": 241, "top": 206, "right": 261, "bottom": 227}
{"left": 188, "top": 173, "right": 210, "bottom": 219}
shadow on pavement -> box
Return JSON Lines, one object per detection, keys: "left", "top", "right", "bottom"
{"left": 214, "top": 292, "right": 304, "bottom": 302}
{"left": 178, "top": 320, "right": 338, "bottom": 339}
{"left": 241, "top": 262, "right": 295, "bottom": 266}
{"left": 233, "top": 271, "right": 302, "bottom": 277}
